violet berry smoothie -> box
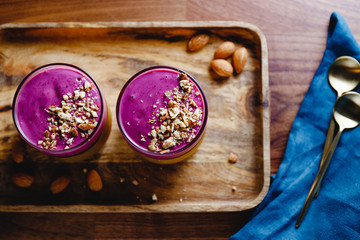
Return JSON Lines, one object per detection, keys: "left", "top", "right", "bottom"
{"left": 117, "top": 66, "right": 208, "bottom": 163}
{"left": 13, "top": 64, "right": 111, "bottom": 158}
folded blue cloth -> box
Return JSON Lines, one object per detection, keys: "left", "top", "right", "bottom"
{"left": 230, "top": 12, "right": 360, "bottom": 239}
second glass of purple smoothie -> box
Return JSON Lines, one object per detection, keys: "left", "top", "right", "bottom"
{"left": 12, "top": 63, "right": 111, "bottom": 161}
{"left": 117, "top": 66, "right": 208, "bottom": 164}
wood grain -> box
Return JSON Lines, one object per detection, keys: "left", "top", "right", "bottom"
{"left": 0, "top": 211, "right": 254, "bottom": 239}
{"left": 0, "top": 0, "right": 360, "bottom": 239}
{"left": 0, "top": 22, "right": 269, "bottom": 212}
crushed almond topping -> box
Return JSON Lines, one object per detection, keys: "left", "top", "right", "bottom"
{"left": 167, "top": 100, "right": 177, "bottom": 108}
{"left": 44, "top": 130, "right": 50, "bottom": 138}
{"left": 145, "top": 73, "right": 203, "bottom": 153}
{"left": 70, "top": 127, "right": 79, "bottom": 137}
{"left": 78, "top": 123, "right": 95, "bottom": 131}
{"left": 164, "top": 91, "right": 172, "bottom": 97}
{"left": 84, "top": 81, "right": 92, "bottom": 92}
{"left": 66, "top": 138, "right": 74, "bottom": 145}
{"left": 162, "top": 137, "right": 176, "bottom": 149}
{"left": 168, "top": 107, "right": 180, "bottom": 119}
{"left": 179, "top": 73, "right": 188, "bottom": 80}
{"left": 91, "top": 110, "right": 98, "bottom": 118}
{"left": 74, "top": 90, "right": 80, "bottom": 100}
{"left": 190, "top": 99, "right": 197, "bottom": 108}
{"left": 148, "top": 138, "right": 159, "bottom": 151}
{"left": 58, "top": 111, "right": 73, "bottom": 122}
{"left": 160, "top": 149, "right": 170, "bottom": 154}
{"left": 63, "top": 94, "right": 69, "bottom": 101}
{"left": 150, "top": 129, "right": 157, "bottom": 138}
{"left": 79, "top": 91, "right": 86, "bottom": 99}
{"left": 91, "top": 105, "right": 99, "bottom": 111}
{"left": 38, "top": 80, "right": 100, "bottom": 150}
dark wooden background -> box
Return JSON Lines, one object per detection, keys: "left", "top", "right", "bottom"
{"left": 0, "top": 0, "right": 360, "bottom": 239}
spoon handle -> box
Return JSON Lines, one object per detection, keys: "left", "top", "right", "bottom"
{"left": 296, "top": 129, "right": 342, "bottom": 228}
{"left": 314, "top": 117, "right": 337, "bottom": 197}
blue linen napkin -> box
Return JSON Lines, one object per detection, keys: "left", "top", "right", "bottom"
{"left": 230, "top": 12, "right": 360, "bottom": 239}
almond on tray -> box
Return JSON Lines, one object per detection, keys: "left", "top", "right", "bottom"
{"left": 214, "top": 41, "right": 236, "bottom": 59}
{"left": 11, "top": 173, "right": 34, "bottom": 188}
{"left": 210, "top": 59, "right": 233, "bottom": 77}
{"left": 50, "top": 176, "right": 71, "bottom": 194}
{"left": 233, "top": 47, "right": 248, "bottom": 74}
{"left": 187, "top": 33, "right": 210, "bottom": 52}
{"left": 87, "top": 169, "right": 103, "bottom": 192}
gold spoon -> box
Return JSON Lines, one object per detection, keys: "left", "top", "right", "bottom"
{"left": 315, "top": 56, "right": 360, "bottom": 197}
{"left": 296, "top": 91, "right": 360, "bottom": 228}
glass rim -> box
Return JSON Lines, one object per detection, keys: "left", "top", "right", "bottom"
{"left": 12, "top": 63, "right": 105, "bottom": 156}
{"left": 116, "top": 65, "right": 208, "bottom": 161}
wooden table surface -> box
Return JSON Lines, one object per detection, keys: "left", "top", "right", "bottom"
{"left": 0, "top": 0, "right": 359, "bottom": 239}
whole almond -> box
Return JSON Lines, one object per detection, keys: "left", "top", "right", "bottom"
{"left": 87, "top": 169, "right": 103, "bottom": 192}
{"left": 70, "top": 127, "right": 79, "bottom": 137}
{"left": 12, "top": 137, "right": 25, "bottom": 164}
{"left": 233, "top": 47, "right": 248, "bottom": 74}
{"left": 187, "top": 33, "right": 210, "bottom": 52}
{"left": 50, "top": 176, "right": 71, "bottom": 194}
{"left": 210, "top": 59, "right": 233, "bottom": 77}
{"left": 12, "top": 173, "right": 34, "bottom": 188}
{"left": 214, "top": 41, "right": 236, "bottom": 59}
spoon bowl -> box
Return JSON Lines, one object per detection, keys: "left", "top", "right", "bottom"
{"left": 334, "top": 91, "right": 360, "bottom": 130}
{"left": 296, "top": 91, "right": 360, "bottom": 228}
{"left": 328, "top": 56, "right": 360, "bottom": 98}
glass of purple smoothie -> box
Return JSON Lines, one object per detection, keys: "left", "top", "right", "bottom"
{"left": 13, "top": 63, "right": 111, "bottom": 160}
{"left": 117, "top": 66, "right": 208, "bottom": 164}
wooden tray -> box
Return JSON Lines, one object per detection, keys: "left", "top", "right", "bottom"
{"left": 0, "top": 21, "right": 270, "bottom": 212}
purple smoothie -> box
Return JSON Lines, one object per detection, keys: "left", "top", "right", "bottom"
{"left": 13, "top": 64, "right": 107, "bottom": 157}
{"left": 117, "top": 66, "right": 207, "bottom": 160}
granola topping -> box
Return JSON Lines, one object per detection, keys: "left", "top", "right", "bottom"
{"left": 146, "top": 73, "right": 203, "bottom": 153}
{"left": 39, "top": 80, "right": 99, "bottom": 150}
